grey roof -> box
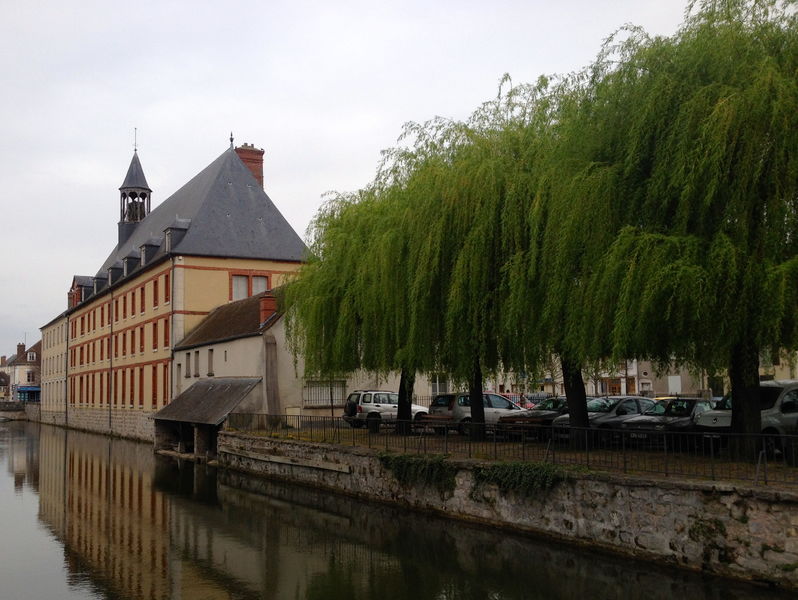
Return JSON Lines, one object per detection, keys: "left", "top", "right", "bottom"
{"left": 120, "top": 151, "right": 151, "bottom": 191}
{"left": 153, "top": 377, "right": 261, "bottom": 425}
{"left": 73, "top": 275, "right": 93, "bottom": 287}
{"left": 97, "top": 147, "right": 306, "bottom": 276}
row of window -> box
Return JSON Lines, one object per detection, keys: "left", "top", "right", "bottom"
{"left": 71, "top": 273, "right": 170, "bottom": 340}
{"left": 179, "top": 349, "right": 213, "bottom": 379}
{"left": 43, "top": 352, "right": 67, "bottom": 377}
{"left": 70, "top": 320, "right": 170, "bottom": 368}
{"left": 43, "top": 322, "right": 67, "bottom": 349}
{"left": 69, "top": 365, "right": 169, "bottom": 408}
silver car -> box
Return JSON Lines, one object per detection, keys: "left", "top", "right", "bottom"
{"left": 342, "top": 390, "right": 428, "bottom": 427}
{"left": 428, "top": 392, "right": 529, "bottom": 433}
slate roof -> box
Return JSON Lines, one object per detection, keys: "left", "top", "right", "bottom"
{"left": 73, "top": 275, "right": 94, "bottom": 288}
{"left": 174, "top": 292, "right": 279, "bottom": 350}
{"left": 120, "top": 151, "right": 151, "bottom": 191}
{"left": 153, "top": 377, "right": 261, "bottom": 425}
{"left": 7, "top": 341, "right": 41, "bottom": 366}
{"left": 97, "top": 147, "right": 307, "bottom": 276}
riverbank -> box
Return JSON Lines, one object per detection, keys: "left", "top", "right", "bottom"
{"left": 217, "top": 430, "right": 798, "bottom": 591}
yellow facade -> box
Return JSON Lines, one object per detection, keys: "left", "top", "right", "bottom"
{"left": 41, "top": 314, "right": 68, "bottom": 422}
{"left": 62, "top": 255, "right": 301, "bottom": 438}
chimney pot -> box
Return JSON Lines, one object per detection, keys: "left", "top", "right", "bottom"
{"left": 235, "top": 143, "right": 265, "bottom": 189}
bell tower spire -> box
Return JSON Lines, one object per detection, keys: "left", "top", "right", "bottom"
{"left": 118, "top": 150, "right": 152, "bottom": 245}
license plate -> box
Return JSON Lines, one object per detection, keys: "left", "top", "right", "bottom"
{"left": 630, "top": 432, "right": 648, "bottom": 439}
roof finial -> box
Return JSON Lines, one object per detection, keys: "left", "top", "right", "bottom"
{"left": 230, "top": 131, "right": 234, "bottom": 149}
{"left": 134, "top": 127, "right": 138, "bottom": 152}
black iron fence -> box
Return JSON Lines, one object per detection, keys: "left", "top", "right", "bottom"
{"left": 224, "top": 414, "right": 798, "bottom": 487}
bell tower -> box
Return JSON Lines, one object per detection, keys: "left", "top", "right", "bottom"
{"left": 118, "top": 150, "right": 151, "bottom": 245}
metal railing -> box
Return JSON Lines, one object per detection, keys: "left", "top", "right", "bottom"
{"left": 224, "top": 414, "right": 798, "bottom": 487}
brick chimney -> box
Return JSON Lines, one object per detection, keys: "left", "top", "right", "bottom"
{"left": 17, "top": 343, "right": 25, "bottom": 358}
{"left": 259, "top": 294, "right": 278, "bottom": 324}
{"left": 0, "top": 356, "right": 5, "bottom": 367}
{"left": 235, "top": 143, "right": 265, "bottom": 188}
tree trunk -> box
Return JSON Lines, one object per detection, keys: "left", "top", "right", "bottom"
{"left": 729, "top": 339, "right": 762, "bottom": 435}
{"left": 562, "top": 355, "right": 589, "bottom": 449}
{"left": 469, "top": 354, "right": 486, "bottom": 440}
{"left": 728, "top": 338, "right": 762, "bottom": 460}
{"left": 562, "top": 356, "right": 589, "bottom": 428}
{"left": 396, "top": 367, "right": 415, "bottom": 435}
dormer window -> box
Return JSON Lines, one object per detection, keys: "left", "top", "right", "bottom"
{"left": 165, "top": 230, "right": 172, "bottom": 252}
{"left": 27, "top": 352, "right": 36, "bottom": 361}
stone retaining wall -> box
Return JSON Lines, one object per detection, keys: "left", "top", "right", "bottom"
{"left": 24, "top": 403, "right": 40, "bottom": 422}
{"left": 218, "top": 431, "right": 798, "bottom": 590}
{"left": 37, "top": 407, "right": 155, "bottom": 441}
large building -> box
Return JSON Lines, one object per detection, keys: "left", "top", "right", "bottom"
{"left": 40, "top": 141, "right": 306, "bottom": 440}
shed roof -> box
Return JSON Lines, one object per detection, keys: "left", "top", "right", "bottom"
{"left": 174, "top": 292, "right": 279, "bottom": 350}
{"left": 152, "top": 377, "right": 261, "bottom": 425}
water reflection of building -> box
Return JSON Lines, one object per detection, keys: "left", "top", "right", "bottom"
{"left": 38, "top": 426, "right": 174, "bottom": 600}
{"left": 2, "top": 422, "right": 39, "bottom": 493}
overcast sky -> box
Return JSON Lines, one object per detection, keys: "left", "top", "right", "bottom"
{"left": 0, "top": 0, "right": 688, "bottom": 355}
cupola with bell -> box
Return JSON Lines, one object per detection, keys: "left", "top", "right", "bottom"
{"left": 118, "top": 148, "right": 152, "bottom": 245}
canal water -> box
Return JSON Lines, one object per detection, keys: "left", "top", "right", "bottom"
{"left": 0, "top": 421, "right": 791, "bottom": 600}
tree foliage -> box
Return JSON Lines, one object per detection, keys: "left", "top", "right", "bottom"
{"left": 283, "top": 0, "right": 798, "bottom": 436}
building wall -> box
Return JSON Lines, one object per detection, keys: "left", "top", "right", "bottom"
{"left": 66, "top": 263, "right": 173, "bottom": 441}
{"left": 63, "top": 256, "right": 302, "bottom": 441}
{"left": 40, "top": 317, "right": 68, "bottom": 425}
{"left": 174, "top": 317, "right": 441, "bottom": 418}
{"left": 174, "top": 255, "right": 300, "bottom": 344}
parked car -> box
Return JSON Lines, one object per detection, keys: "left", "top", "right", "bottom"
{"left": 497, "top": 396, "right": 571, "bottom": 437}
{"left": 551, "top": 395, "right": 656, "bottom": 441}
{"left": 342, "top": 390, "right": 428, "bottom": 428}
{"left": 694, "top": 381, "right": 798, "bottom": 453}
{"left": 521, "top": 393, "right": 550, "bottom": 409}
{"left": 427, "top": 392, "right": 528, "bottom": 433}
{"left": 620, "top": 397, "right": 714, "bottom": 446}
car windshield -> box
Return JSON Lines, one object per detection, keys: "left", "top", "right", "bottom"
{"left": 645, "top": 399, "right": 697, "bottom": 417}
{"left": 714, "top": 394, "right": 732, "bottom": 410}
{"left": 713, "top": 387, "right": 784, "bottom": 411}
{"left": 534, "top": 398, "right": 565, "bottom": 411}
{"left": 586, "top": 397, "right": 618, "bottom": 413}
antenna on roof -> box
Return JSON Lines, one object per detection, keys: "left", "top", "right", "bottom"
{"left": 230, "top": 131, "right": 234, "bottom": 149}
{"left": 133, "top": 127, "right": 138, "bottom": 152}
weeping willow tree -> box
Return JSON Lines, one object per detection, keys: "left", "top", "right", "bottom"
{"left": 284, "top": 80, "right": 553, "bottom": 434}
{"left": 390, "top": 80, "right": 553, "bottom": 433}
{"left": 567, "top": 0, "right": 798, "bottom": 436}
{"left": 281, "top": 185, "right": 424, "bottom": 422}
